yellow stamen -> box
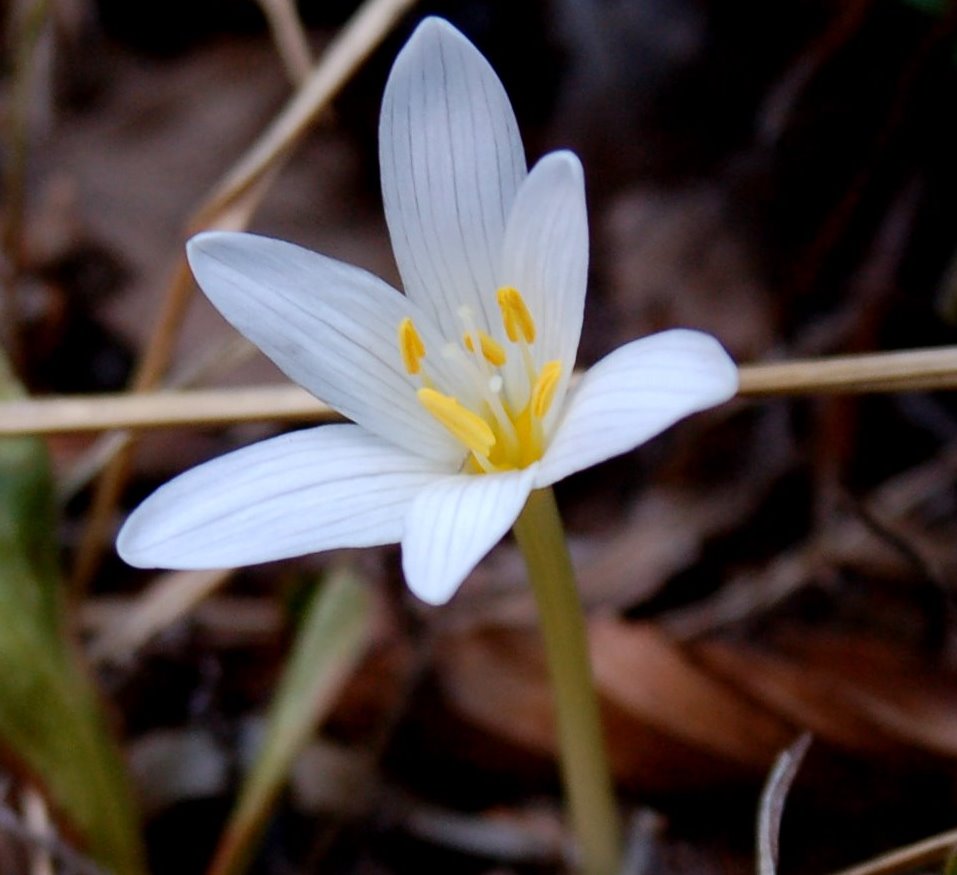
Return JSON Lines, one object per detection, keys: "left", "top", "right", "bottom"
{"left": 397, "top": 317, "right": 426, "bottom": 375}
{"left": 417, "top": 388, "right": 496, "bottom": 458}
{"left": 496, "top": 286, "right": 536, "bottom": 344}
{"left": 463, "top": 331, "right": 507, "bottom": 367}
{"left": 531, "top": 360, "right": 562, "bottom": 419}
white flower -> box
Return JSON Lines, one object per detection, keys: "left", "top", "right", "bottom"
{"left": 117, "top": 17, "right": 738, "bottom": 605}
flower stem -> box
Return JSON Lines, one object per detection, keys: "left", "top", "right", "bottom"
{"left": 512, "top": 487, "right": 622, "bottom": 875}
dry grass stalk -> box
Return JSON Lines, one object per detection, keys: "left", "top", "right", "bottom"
{"left": 737, "top": 345, "right": 957, "bottom": 396}
{"left": 256, "top": 0, "right": 314, "bottom": 85}
{"left": 88, "top": 569, "right": 234, "bottom": 665}
{"left": 21, "top": 787, "right": 54, "bottom": 875}
{"left": 2, "top": 385, "right": 327, "bottom": 434}
{"left": 828, "top": 827, "right": 957, "bottom": 875}
{"left": 757, "top": 735, "right": 811, "bottom": 875}
{"left": 4, "top": 345, "right": 957, "bottom": 436}
{"left": 190, "top": 0, "right": 418, "bottom": 231}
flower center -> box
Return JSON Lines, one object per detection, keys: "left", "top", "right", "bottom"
{"left": 397, "top": 287, "right": 562, "bottom": 473}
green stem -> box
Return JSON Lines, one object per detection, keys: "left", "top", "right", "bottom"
{"left": 512, "top": 487, "right": 622, "bottom": 875}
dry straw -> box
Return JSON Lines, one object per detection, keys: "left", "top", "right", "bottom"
{"left": 2, "top": 345, "right": 957, "bottom": 436}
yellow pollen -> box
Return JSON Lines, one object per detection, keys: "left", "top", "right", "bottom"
{"left": 531, "top": 360, "right": 562, "bottom": 419}
{"left": 496, "top": 286, "right": 536, "bottom": 344}
{"left": 463, "top": 331, "right": 507, "bottom": 367}
{"left": 397, "top": 317, "right": 426, "bottom": 374}
{"left": 417, "top": 388, "right": 496, "bottom": 458}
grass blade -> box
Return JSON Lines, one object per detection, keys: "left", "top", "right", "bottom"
{"left": 0, "top": 354, "right": 145, "bottom": 874}
{"left": 207, "top": 565, "right": 371, "bottom": 875}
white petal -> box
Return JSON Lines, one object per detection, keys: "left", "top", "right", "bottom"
{"left": 118, "top": 424, "right": 448, "bottom": 569}
{"left": 187, "top": 231, "right": 462, "bottom": 464}
{"left": 401, "top": 466, "right": 537, "bottom": 605}
{"left": 380, "top": 17, "right": 527, "bottom": 339}
{"left": 535, "top": 330, "right": 738, "bottom": 487}
{"left": 501, "top": 151, "right": 588, "bottom": 373}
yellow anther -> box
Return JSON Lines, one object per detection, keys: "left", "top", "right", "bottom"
{"left": 496, "top": 286, "right": 536, "bottom": 344}
{"left": 530, "top": 360, "right": 562, "bottom": 419}
{"left": 463, "top": 331, "right": 507, "bottom": 367}
{"left": 397, "top": 317, "right": 426, "bottom": 375}
{"left": 417, "top": 388, "right": 496, "bottom": 458}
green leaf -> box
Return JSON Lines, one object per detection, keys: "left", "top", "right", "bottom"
{"left": 0, "top": 353, "right": 146, "bottom": 875}
{"left": 207, "top": 565, "right": 371, "bottom": 875}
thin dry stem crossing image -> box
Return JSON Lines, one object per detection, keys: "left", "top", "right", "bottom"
{"left": 2, "top": 2, "right": 957, "bottom": 875}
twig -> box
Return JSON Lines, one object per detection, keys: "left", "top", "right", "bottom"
{"left": 0, "top": 385, "right": 330, "bottom": 434}
{"left": 736, "top": 346, "right": 957, "bottom": 396}
{"left": 757, "top": 735, "right": 811, "bottom": 875}
{"left": 256, "top": 0, "right": 313, "bottom": 85}
{"left": 190, "top": 0, "right": 417, "bottom": 230}
{"left": 828, "top": 827, "right": 957, "bottom": 875}
{"left": 4, "top": 346, "right": 957, "bottom": 435}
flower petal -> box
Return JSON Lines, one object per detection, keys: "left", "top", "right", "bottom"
{"left": 118, "top": 424, "right": 447, "bottom": 569}
{"left": 380, "top": 17, "right": 526, "bottom": 339}
{"left": 501, "top": 150, "right": 588, "bottom": 372}
{"left": 535, "top": 330, "right": 738, "bottom": 487}
{"left": 401, "top": 466, "right": 537, "bottom": 605}
{"left": 187, "top": 231, "right": 462, "bottom": 464}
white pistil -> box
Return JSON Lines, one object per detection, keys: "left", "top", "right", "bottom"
{"left": 516, "top": 339, "right": 537, "bottom": 408}
{"left": 441, "top": 343, "right": 520, "bottom": 456}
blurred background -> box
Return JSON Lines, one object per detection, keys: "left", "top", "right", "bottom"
{"left": 4, "top": 1, "right": 957, "bottom": 874}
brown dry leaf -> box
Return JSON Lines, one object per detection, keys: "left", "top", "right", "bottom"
{"left": 589, "top": 619, "right": 795, "bottom": 768}
{"left": 771, "top": 631, "right": 957, "bottom": 756}
{"left": 435, "top": 620, "right": 797, "bottom": 792}
{"left": 435, "top": 626, "right": 555, "bottom": 762}
{"left": 694, "top": 630, "right": 957, "bottom": 757}
{"left": 694, "top": 640, "right": 903, "bottom": 754}
{"left": 437, "top": 614, "right": 957, "bottom": 796}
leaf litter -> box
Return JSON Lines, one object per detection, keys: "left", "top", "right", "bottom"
{"left": 5, "top": 1, "right": 957, "bottom": 874}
